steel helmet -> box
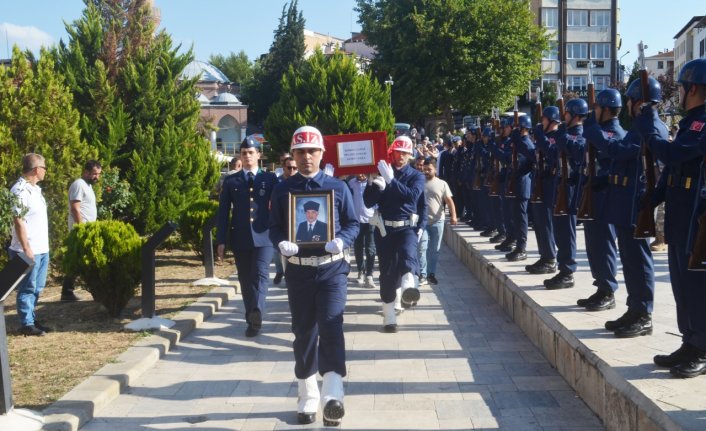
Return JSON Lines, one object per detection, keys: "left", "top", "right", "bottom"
{"left": 291, "top": 126, "right": 324, "bottom": 151}
{"left": 542, "top": 106, "right": 561, "bottom": 122}
{"left": 678, "top": 58, "right": 706, "bottom": 85}
{"left": 566, "top": 98, "right": 589, "bottom": 116}
{"left": 626, "top": 76, "right": 662, "bottom": 103}
{"left": 518, "top": 115, "right": 532, "bottom": 129}
{"left": 500, "top": 118, "right": 512, "bottom": 128}
{"left": 240, "top": 135, "right": 262, "bottom": 151}
{"left": 482, "top": 126, "right": 493, "bottom": 137}
{"left": 388, "top": 135, "right": 414, "bottom": 155}
{"left": 596, "top": 88, "right": 622, "bottom": 108}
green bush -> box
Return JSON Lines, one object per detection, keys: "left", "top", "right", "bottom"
{"left": 179, "top": 199, "right": 218, "bottom": 258}
{"left": 63, "top": 220, "right": 143, "bottom": 317}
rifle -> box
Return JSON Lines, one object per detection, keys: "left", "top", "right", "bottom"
{"left": 530, "top": 88, "right": 544, "bottom": 204}
{"left": 689, "top": 162, "right": 706, "bottom": 271}
{"left": 472, "top": 126, "right": 483, "bottom": 190}
{"left": 489, "top": 110, "right": 501, "bottom": 196}
{"left": 553, "top": 80, "right": 570, "bottom": 216}
{"left": 633, "top": 42, "right": 658, "bottom": 238}
{"left": 577, "top": 76, "right": 597, "bottom": 220}
{"left": 504, "top": 97, "right": 519, "bottom": 199}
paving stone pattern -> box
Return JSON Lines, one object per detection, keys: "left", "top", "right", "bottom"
{"left": 80, "top": 242, "right": 603, "bottom": 431}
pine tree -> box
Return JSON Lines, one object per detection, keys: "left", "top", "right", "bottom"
{"left": 265, "top": 50, "right": 394, "bottom": 153}
{"left": 0, "top": 47, "right": 96, "bottom": 255}
{"left": 246, "top": 0, "right": 305, "bottom": 126}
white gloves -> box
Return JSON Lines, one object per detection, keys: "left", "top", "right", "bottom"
{"left": 377, "top": 160, "right": 394, "bottom": 184}
{"left": 325, "top": 238, "right": 344, "bottom": 254}
{"left": 372, "top": 176, "right": 386, "bottom": 191}
{"left": 278, "top": 241, "right": 299, "bottom": 257}
{"left": 324, "top": 163, "right": 335, "bottom": 177}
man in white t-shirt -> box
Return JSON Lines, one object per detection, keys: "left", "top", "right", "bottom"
{"left": 62, "top": 160, "right": 102, "bottom": 301}
{"left": 9, "top": 153, "right": 51, "bottom": 336}
{"left": 418, "top": 158, "right": 457, "bottom": 285}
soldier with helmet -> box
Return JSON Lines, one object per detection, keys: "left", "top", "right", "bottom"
{"left": 528, "top": 106, "right": 561, "bottom": 274}
{"left": 582, "top": 78, "right": 664, "bottom": 337}
{"left": 544, "top": 98, "right": 588, "bottom": 289}
{"left": 216, "top": 136, "right": 279, "bottom": 338}
{"left": 489, "top": 119, "right": 516, "bottom": 251}
{"left": 570, "top": 89, "right": 622, "bottom": 305}
{"left": 635, "top": 58, "right": 706, "bottom": 378}
{"left": 269, "top": 125, "right": 359, "bottom": 424}
{"left": 364, "top": 135, "right": 426, "bottom": 332}
{"left": 478, "top": 126, "right": 497, "bottom": 238}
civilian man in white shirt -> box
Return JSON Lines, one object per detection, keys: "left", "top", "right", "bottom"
{"left": 9, "top": 153, "right": 51, "bottom": 336}
{"left": 62, "top": 160, "right": 102, "bottom": 301}
{"left": 418, "top": 158, "right": 457, "bottom": 285}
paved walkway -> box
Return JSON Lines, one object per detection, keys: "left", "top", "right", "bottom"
{"left": 80, "top": 243, "right": 602, "bottom": 431}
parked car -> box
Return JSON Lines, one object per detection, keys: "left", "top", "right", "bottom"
{"left": 394, "top": 123, "right": 411, "bottom": 137}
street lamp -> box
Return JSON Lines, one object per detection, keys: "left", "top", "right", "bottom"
{"left": 384, "top": 75, "right": 394, "bottom": 108}
{"left": 618, "top": 50, "right": 631, "bottom": 83}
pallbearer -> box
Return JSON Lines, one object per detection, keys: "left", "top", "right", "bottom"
{"left": 364, "top": 136, "right": 426, "bottom": 332}
{"left": 635, "top": 58, "right": 706, "bottom": 378}
{"left": 269, "top": 126, "right": 359, "bottom": 424}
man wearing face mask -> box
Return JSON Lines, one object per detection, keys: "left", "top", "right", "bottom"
{"left": 364, "top": 136, "right": 426, "bottom": 332}
{"left": 62, "top": 160, "right": 102, "bottom": 301}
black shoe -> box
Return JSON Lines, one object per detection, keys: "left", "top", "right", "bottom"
{"left": 655, "top": 343, "right": 696, "bottom": 368}
{"left": 604, "top": 309, "right": 638, "bottom": 331}
{"left": 427, "top": 274, "right": 438, "bottom": 285}
{"left": 505, "top": 248, "right": 527, "bottom": 262}
{"left": 297, "top": 412, "right": 316, "bottom": 424}
{"left": 323, "top": 399, "right": 345, "bottom": 426}
{"left": 249, "top": 309, "right": 262, "bottom": 330}
{"left": 544, "top": 272, "right": 574, "bottom": 290}
{"left": 495, "top": 240, "right": 516, "bottom": 252}
{"left": 489, "top": 233, "right": 506, "bottom": 244}
{"left": 584, "top": 292, "right": 616, "bottom": 312}
{"left": 526, "top": 259, "right": 557, "bottom": 274}
{"left": 245, "top": 325, "right": 259, "bottom": 338}
{"left": 670, "top": 348, "right": 706, "bottom": 378}
{"left": 613, "top": 311, "right": 652, "bottom": 338}
{"left": 577, "top": 289, "right": 603, "bottom": 307}
{"left": 61, "top": 292, "right": 80, "bottom": 301}
{"left": 34, "top": 321, "right": 53, "bottom": 333}
{"left": 383, "top": 324, "right": 398, "bottom": 333}
{"left": 480, "top": 228, "right": 498, "bottom": 237}
{"left": 19, "top": 325, "right": 46, "bottom": 336}
{"left": 273, "top": 272, "right": 283, "bottom": 285}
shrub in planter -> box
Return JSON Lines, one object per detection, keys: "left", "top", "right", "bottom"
{"left": 179, "top": 199, "right": 218, "bottom": 258}
{"left": 63, "top": 220, "right": 143, "bottom": 317}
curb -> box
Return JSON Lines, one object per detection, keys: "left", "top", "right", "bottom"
{"left": 40, "top": 285, "right": 237, "bottom": 431}
{"left": 444, "top": 226, "right": 683, "bottom": 431}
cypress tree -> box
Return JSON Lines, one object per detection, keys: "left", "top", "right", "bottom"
{"left": 265, "top": 50, "right": 394, "bottom": 153}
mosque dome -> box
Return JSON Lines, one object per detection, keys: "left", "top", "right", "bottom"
{"left": 210, "top": 92, "right": 242, "bottom": 105}
{"left": 181, "top": 60, "right": 230, "bottom": 83}
{"left": 196, "top": 93, "right": 210, "bottom": 104}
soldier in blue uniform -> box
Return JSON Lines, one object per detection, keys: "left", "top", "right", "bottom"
{"left": 635, "top": 59, "right": 706, "bottom": 378}
{"left": 487, "top": 123, "right": 508, "bottom": 244}
{"left": 217, "top": 136, "right": 278, "bottom": 338}
{"left": 450, "top": 136, "right": 467, "bottom": 221}
{"left": 269, "top": 126, "right": 359, "bottom": 424}
{"left": 572, "top": 90, "right": 622, "bottom": 300}
{"left": 364, "top": 136, "right": 426, "bottom": 333}
{"left": 528, "top": 106, "right": 560, "bottom": 274}
{"left": 490, "top": 120, "right": 516, "bottom": 251}
{"left": 504, "top": 115, "right": 535, "bottom": 261}
{"left": 544, "top": 99, "right": 587, "bottom": 289}
{"left": 582, "top": 78, "right": 662, "bottom": 337}
{"left": 478, "top": 127, "right": 496, "bottom": 237}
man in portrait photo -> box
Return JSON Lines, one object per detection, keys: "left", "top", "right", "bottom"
{"left": 296, "top": 200, "right": 328, "bottom": 242}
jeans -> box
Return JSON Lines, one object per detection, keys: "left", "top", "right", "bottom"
{"left": 418, "top": 220, "right": 445, "bottom": 277}
{"left": 353, "top": 223, "right": 376, "bottom": 276}
{"left": 273, "top": 249, "right": 284, "bottom": 274}
{"left": 9, "top": 249, "right": 49, "bottom": 327}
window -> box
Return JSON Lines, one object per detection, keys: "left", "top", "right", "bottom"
{"left": 542, "top": 8, "right": 558, "bottom": 28}
{"left": 567, "top": 76, "right": 587, "bottom": 92}
{"left": 542, "top": 78, "right": 558, "bottom": 92}
{"left": 543, "top": 41, "right": 558, "bottom": 60}
{"left": 567, "top": 43, "right": 588, "bottom": 59}
{"left": 590, "top": 10, "right": 610, "bottom": 27}
{"left": 700, "top": 39, "right": 705, "bottom": 58}
{"left": 567, "top": 10, "right": 588, "bottom": 27}
{"left": 657, "top": 61, "right": 664, "bottom": 70}
{"left": 590, "top": 43, "right": 611, "bottom": 59}
{"left": 594, "top": 76, "right": 611, "bottom": 90}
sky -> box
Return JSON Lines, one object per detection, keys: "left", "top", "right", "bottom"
{"left": 0, "top": 1, "right": 704, "bottom": 67}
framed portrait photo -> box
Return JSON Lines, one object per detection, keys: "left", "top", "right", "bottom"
{"left": 289, "top": 190, "right": 335, "bottom": 248}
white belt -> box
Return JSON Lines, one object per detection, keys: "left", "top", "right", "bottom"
{"left": 383, "top": 219, "right": 412, "bottom": 227}
{"left": 288, "top": 252, "right": 346, "bottom": 267}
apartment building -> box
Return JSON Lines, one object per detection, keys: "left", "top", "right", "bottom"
{"left": 532, "top": 0, "right": 619, "bottom": 96}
